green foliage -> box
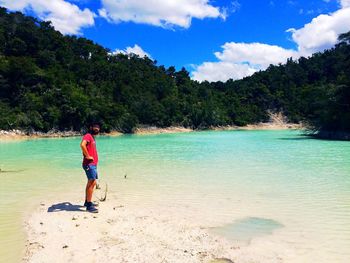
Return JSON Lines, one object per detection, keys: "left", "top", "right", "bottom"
{"left": 0, "top": 7, "right": 349, "bottom": 136}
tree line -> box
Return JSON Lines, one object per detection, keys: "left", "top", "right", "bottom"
{"left": 0, "top": 8, "right": 349, "bottom": 138}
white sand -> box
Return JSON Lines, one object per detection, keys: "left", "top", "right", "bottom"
{"left": 134, "top": 126, "right": 194, "bottom": 135}
{"left": 1, "top": 113, "right": 304, "bottom": 141}
{"left": 22, "top": 191, "right": 289, "bottom": 263}
{"left": 23, "top": 195, "right": 234, "bottom": 263}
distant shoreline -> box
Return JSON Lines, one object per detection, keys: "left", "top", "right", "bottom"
{"left": 0, "top": 123, "right": 304, "bottom": 140}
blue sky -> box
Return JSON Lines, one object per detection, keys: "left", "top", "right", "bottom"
{"left": 1, "top": 0, "right": 350, "bottom": 81}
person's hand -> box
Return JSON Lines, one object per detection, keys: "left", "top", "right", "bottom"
{"left": 86, "top": 156, "right": 94, "bottom": 161}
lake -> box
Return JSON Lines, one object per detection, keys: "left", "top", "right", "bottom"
{"left": 1, "top": 130, "right": 349, "bottom": 262}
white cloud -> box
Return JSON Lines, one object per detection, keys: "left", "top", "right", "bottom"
{"left": 0, "top": 0, "right": 95, "bottom": 34}
{"left": 287, "top": 7, "right": 350, "bottom": 55}
{"left": 192, "top": 62, "right": 257, "bottom": 82}
{"left": 192, "top": 3, "right": 350, "bottom": 82}
{"left": 340, "top": 0, "right": 350, "bottom": 7}
{"left": 98, "top": 0, "right": 225, "bottom": 29}
{"left": 215, "top": 43, "right": 298, "bottom": 68}
{"left": 113, "top": 44, "right": 152, "bottom": 58}
{"left": 192, "top": 42, "right": 298, "bottom": 82}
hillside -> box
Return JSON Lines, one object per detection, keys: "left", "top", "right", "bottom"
{"left": 0, "top": 8, "right": 349, "bottom": 138}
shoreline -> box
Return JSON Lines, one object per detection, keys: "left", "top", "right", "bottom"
{"left": 0, "top": 123, "right": 303, "bottom": 141}
{"left": 22, "top": 194, "right": 240, "bottom": 263}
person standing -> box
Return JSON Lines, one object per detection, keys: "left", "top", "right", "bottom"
{"left": 80, "top": 123, "right": 100, "bottom": 213}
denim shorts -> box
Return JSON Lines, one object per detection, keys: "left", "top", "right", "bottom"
{"left": 83, "top": 164, "right": 98, "bottom": 180}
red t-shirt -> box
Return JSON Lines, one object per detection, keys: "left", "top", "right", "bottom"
{"left": 82, "top": 133, "right": 98, "bottom": 166}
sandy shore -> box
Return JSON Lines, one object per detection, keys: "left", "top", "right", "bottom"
{"left": 23, "top": 193, "right": 241, "bottom": 263}
{"left": 22, "top": 181, "right": 297, "bottom": 263}
{"left": 209, "top": 123, "right": 302, "bottom": 131}
{"left": 134, "top": 126, "right": 194, "bottom": 135}
{"left": 0, "top": 122, "right": 303, "bottom": 141}
{"left": 134, "top": 123, "right": 303, "bottom": 135}
{"left": 0, "top": 130, "right": 82, "bottom": 140}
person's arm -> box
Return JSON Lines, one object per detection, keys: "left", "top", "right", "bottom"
{"left": 80, "top": 140, "right": 94, "bottom": 161}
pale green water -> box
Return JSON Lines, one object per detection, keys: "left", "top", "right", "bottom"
{"left": 0, "top": 130, "right": 350, "bottom": 262}
{"left": 212, "top": 217, "right": 284, "bottom": 243}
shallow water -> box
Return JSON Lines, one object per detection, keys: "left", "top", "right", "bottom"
{"left": 0, "top": 130, "right": 350, "bottom": 262}
{"left": 211, "top": 217, "right": 284, "bottom": 244}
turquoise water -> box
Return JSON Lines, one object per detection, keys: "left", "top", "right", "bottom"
{"left": 0, "top": 130, "right": 350, "bottom": 262}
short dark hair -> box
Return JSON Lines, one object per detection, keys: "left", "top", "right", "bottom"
{"left": 88, "top": 122, "right": 101, "bottom": 128}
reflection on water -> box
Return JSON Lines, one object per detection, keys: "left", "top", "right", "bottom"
{"left": 0, "top": 130, "right": 350, "bottom": 262}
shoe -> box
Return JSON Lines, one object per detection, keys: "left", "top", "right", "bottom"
{"left": 84, "top": 201, "right": 99, "bottom": 207}
{"left": 86, "top": 204, "right": 99, "bottom": 213}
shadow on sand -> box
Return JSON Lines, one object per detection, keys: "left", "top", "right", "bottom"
{"left": 47, "top": 202, "right": 85, "bottom": 212}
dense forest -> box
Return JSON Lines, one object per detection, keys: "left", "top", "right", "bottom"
{"left": 0, "top": 8, "right": 349, "bottom": 138}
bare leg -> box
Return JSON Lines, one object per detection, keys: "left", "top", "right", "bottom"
{"left": 85, "top": 179, "right": 96, "bottom": 202}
